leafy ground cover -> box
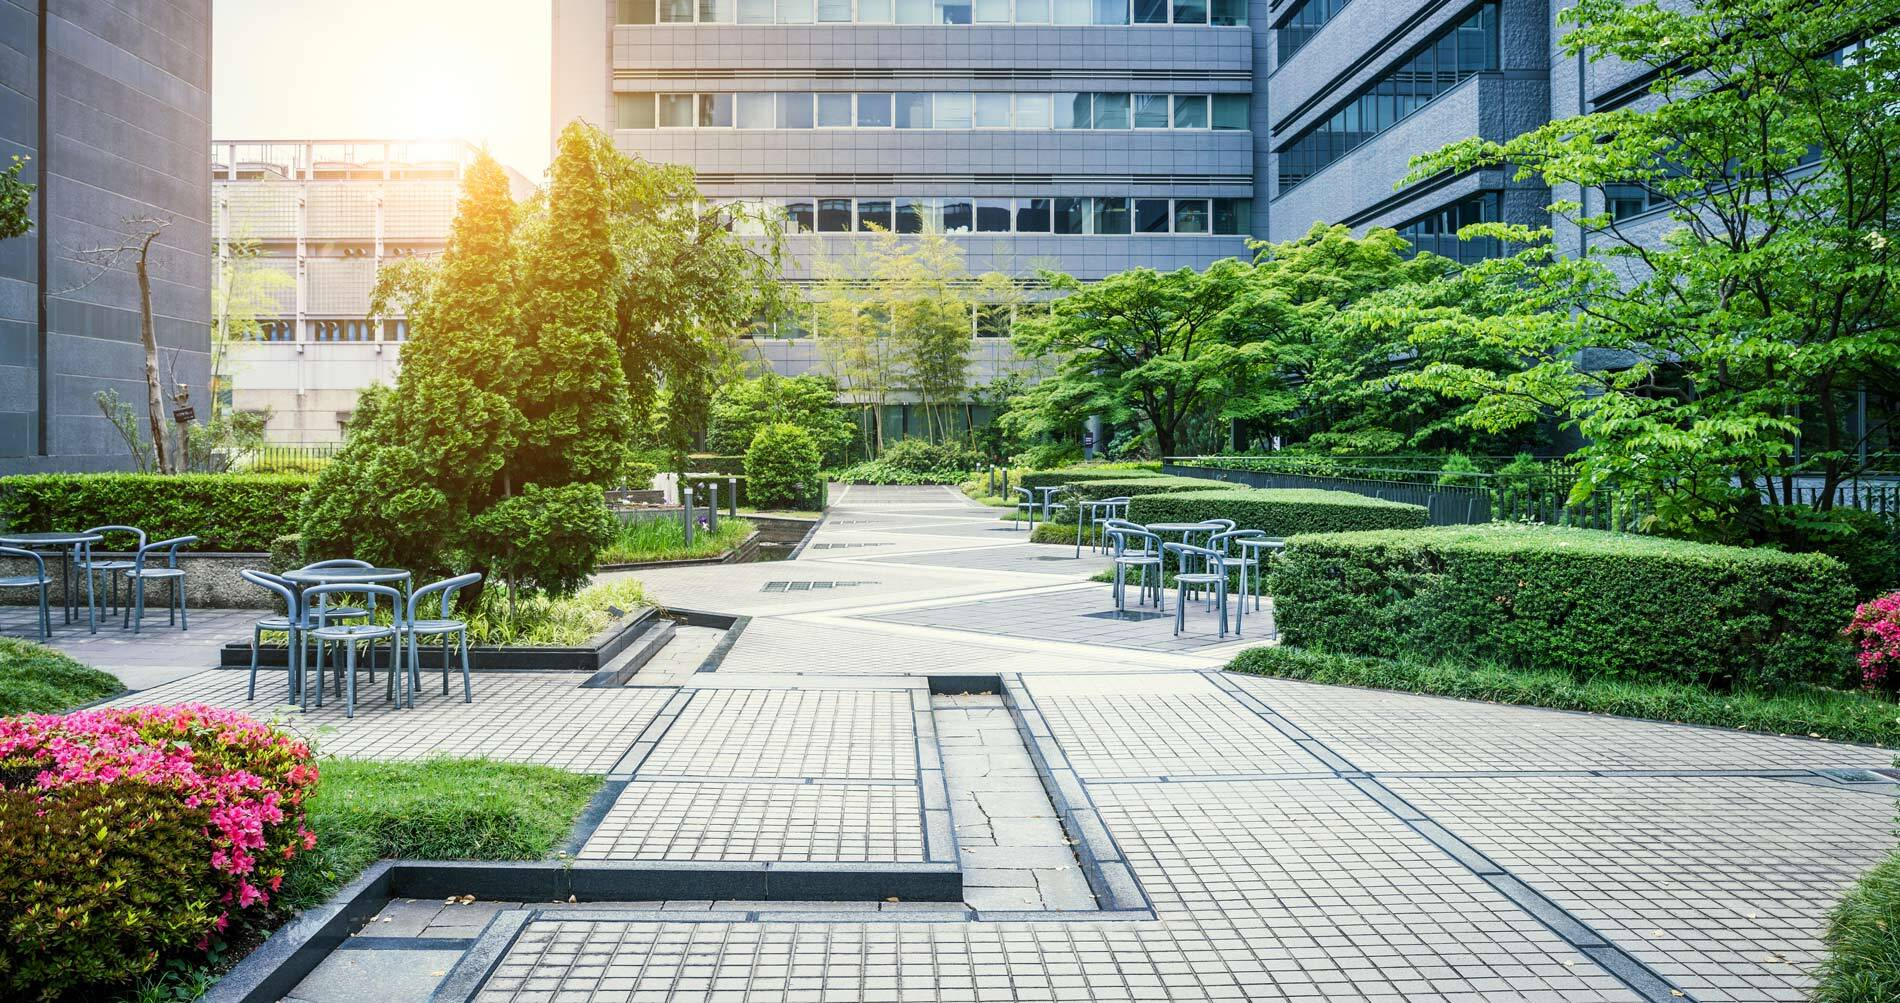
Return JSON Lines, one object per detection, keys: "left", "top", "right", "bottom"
{"left": 1813, "top": 843, "right": 1900, "bottom": 1003}
{"left": 0, "top": 636, "right": 124, "bottom": 714}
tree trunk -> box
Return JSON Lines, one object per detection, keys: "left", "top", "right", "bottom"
{"left": 136, "top": 230, "right": 172, "bottom": 474}
{"left": 1151, "top": 418, "right": 1175, "bottom": 460}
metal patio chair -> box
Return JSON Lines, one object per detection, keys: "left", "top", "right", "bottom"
{"left": 122, "top": 535, "right": 197, "bottom": 634}
{"left": 302, "top": 582, "right": 405, "bottom": 718}
{"left": 0, "top": 547, "right": 51, "bottom": 639}
{"left": 402, "top": 572, "right": 483, "bottom": 705}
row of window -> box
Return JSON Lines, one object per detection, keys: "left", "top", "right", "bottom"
{"left": 1394, "top": 192, "right": 1499, "bottom": 265}
{"left": 757, "top": 301, "right": 1044, "bottom": 339}
{"left": 617, "top": 0, "right": 1244, "bottom": 26}
{"left": 616, "top": 91, "right": 1249, "bottom": 131}
{"left": 1276, "top": 0, "right": 1348, "bottom": 60}
{"left": 252, "top": 319, "right": 410, "bottom": 343}
{"left": 736, "top": 195, "right": 1252, "bottom": 235}
{"left": 1278, "top": 3, "right": 1499, "bottom": 189}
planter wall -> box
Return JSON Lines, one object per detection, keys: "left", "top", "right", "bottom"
{"left": 0, "top": 551, "right": 269, "bottom": 609}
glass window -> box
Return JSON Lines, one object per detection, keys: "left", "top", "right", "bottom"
{"left": 1212, "top": 197, "right": 1251, "bottom": 234}
{"left": 1013, "top": 94, "right": 1052, "bottom": 130}
{"left": 1172, "top": 94, "right": 1207, "bottom": 129}
{"left": 783, "top": 199, "right": 816, "bottom": 233}
{"left": 1053, "top": 197, "right": 1087, "bottom": 234}
{"left": 896, "top": 197, "right": 929, "bottom": 234}
{"left": 657, "top": 94, "right": 695, "bottom": 128}
{"left": 935, "top": 93, "right": 973, "bottom": 130}
{"left": 941, "top": 198, "right": 974, "bottom": 232}
{"left": 1053, "top": 0, "right": 1090, "bottom": 23}
{"left": 1091, "top": 93, "right": 1130, "bottom": 130}
{"left": 859, "top": 0, "right": 893, "bottom": 18}
{"left": 816, "top": 93, "right": 854, "bottom": 127}
{"left": 699, "top": 0, "right": 736, "bottom": 20}
{"left": 1606, "top": 184, "right": 1652, "bottom": 220}
{"left": 618, "top": 0, "right": 657, "bottom": 23}
{"left": 777, "top": 0, "right": 815, "bottom": 19}
{"left": 736, "top": 92, "right": 775, "bottom": 129}
{"left": 817, "top": 198, "right": 853, "bottom": 232}
{"left": 1093, "top": 0, "right": 1126, "bottom": 23}
{"left": 857, "top": 92, "right": 893, "bottom": 127}
{"left": 1133, "top": 0, "right": 1166, "bottom": 23}
{"left": 659, "top": 0, "right": 694, "bottom": 21}
{"left": 974, "top": 93, "right": 1012, "bottom": 128}
{"left": 895, "top": 93, "right": 933, "bottom": 128}
{"left": 1208, "top": 0, "right": 1243, "bottom": 25}
{"left": 857, "top": 199, "right": 894, "bottom": 231}
{"left": 1016, "top": 197, "right": 1052, "bottom": 232}
{"left": 936, "top": 0, "right": 973, "bottom": 21}
{"left": 778, "top": 93, "right": 814, "bottom": 128}
{"left": 1173, "top": 199, "right": 1209, "bottom": 233}
{"left": 974, "top": 0, "right": 1010, "bottom": 20}
{"left": 975, "top": 198, "right": 1012, "bottom": 232}
{"left": 1134, "top": 198, "right": 1170, "bottom": 232}
{"left": 1015, "top": 0, "right": 1049, "bottom": 20}
{"left": 818, "top": 0, "right": 852, "bottom": 18}
{"left": 698, "top": 93, "right": 734, "bottom": 127}
{"left": 1133, "top": 95, "right": 1169, "bottom": 129}
{"left": 1170, "top": 0, "right": 1204, "bottom": 22}
{"left": 976, "top": 304, "right": 1010, "bottom": 338}
{"left": 1211, "top": 93, "right": 1248, "bottom": 130}
{"left": 1055, "top": 93, "right": 1090, "bottom": 129}
{"left": 738, "top": 0, "right": 774, "bottom": 21}
{"left": 1092, "top": 197, "right": 1131, "bottom": 234}
{"left": 616, "top": 94, "right": 656, "bottom": 130}
{"left": 895, "top": 0, "right": 931, "bottom": 21}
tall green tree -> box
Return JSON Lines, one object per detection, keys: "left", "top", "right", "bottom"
{"left": 707, "top": 372, "right": 856, "bottom": 466}
{"left": 1403, "top": 0, "right": 1900, "bottom": 539}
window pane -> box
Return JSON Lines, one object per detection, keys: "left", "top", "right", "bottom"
{"left": 616, "top": 94, "right": 656, "bottom": 130}
{"left": 895, "top": 93, "right": 932, "bottom": 128}
{"left": 777, "top": 93, "right": 813, "bottom": 128}
{"left": 1093, "top": 0, "right": 1126, "bottom": 23}
{"left": 818, "top": 0, "right": 852, "bottom": 18}
{"left": 858, "top": 92, "right": 893, "bottom": 127}
{"left": 738, "top": 0, "right": 774, "bottom": 21}
{"left": 1133, "top": 0, "right": 1166, "bottom": 23}
{"left": 895, "top": 0, "right": 931, "bottom": 21}
{"left": 935, "top": 93, "right": 973, "bottom": 129}
{"left": 1173, "top": 94, "right": 1208, "bottom": 129}
{"left": 1208, "top": 0, "right": 1243, "bottom": 25}
{"left": 783, "top": 199, "right": 815, "bottom": 233}
{"left": 1091, "top": 93, "right": 1130, "bottom": 130}
{"left": 1093, "top": 197, "right": 1130, "bottom": 234}
{"left": 1016, "top": 197, "right": 1052, "bottom": 232}
{"left": 1133, "top": 94, "right": 1170, "bottom": 128}
{"left": 1053, "top": 0, "right": 1090, "bottom": 22}
{"left": 816, "top": 93, "right": 854, "bottom": 127}
{"left": 936, "top": 0, "right": 973, "bottom": 21}
{"left": 817, "top": 198, "right": 853, "bottom": 232}
{"left": 1013, "top": 93, "right": 1052, "bottom": 129}
{"left": 659, "top": 0, "right": 694, "bottom": 21}
{"left": 736, "top": 93, "right": 776, "bottom": 129}
{"left": 941, "top": 198, "right": 973, "bottom": 232}
{"left": 975, "top": 198, "right": 1012, "bottom": 232}
{"left": 974, "top": 0, "right": 1010, "bottom": 20}
{"left": 1053, "top": 197, "right": 1086, "bottom": 234}
{"left": 1212, "top": 197, "right": 1251, "bottom": 234}
{"left": 1170, "top": 0, "right": 1204, "bottom": 21}
{"left": 1015, "top": 0, "right": 1049, "bottom": 20}
{"left": 657, "top": 94, "right": 695, "bottom": 127}
{"left": 699, "top": 93, "right": 734, "bottom": 127}
{"left": 777, "top": 0, "right": 815, "bottom": 19}
{"left": 1134, "top": 198, "right": 1169, "bottom": 232}
{"left": 896, "top": 198, "right": 928, "bottom": 233}
{"left": 859, "top": 0, "right": 893, "bottom": 18}
{"left": 1054, "top": 93, "right": 1089, "bottom": 129}
{"left": 1173, "top": 199, "right": 1209, "bottom": 233}
{"left": 1212, "top": 93, "right": 1247, "bottom": 129}
{"left": 972, "top": 93, "right": 1011, "bottom": 128}
{"left": 857, "top": 199, "right": 893, "bottom": 231}
{"left": 619, "top": 0, "right": 657, "bottom": 23}
{"left": 699, "top": 0, "right": 736, "bottom": 20}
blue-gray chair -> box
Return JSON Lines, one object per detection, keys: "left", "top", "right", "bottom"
{"left": 403, "top": 572, "right": 482, "bottom": 705}
{"left": 1076, "top": 496, "right": 1131, "bottom": 557}
{"left": 241, "top": 569, "right": 305, "bottom": 702}
{"left": 122, "top": 536, "right": 197, "bottom": 634}
{"left": 1162, "top": 542, "right": 1231, "bottom": 638}
{"left": 298, "top": 559, "right": 374, "bottom": 623}
{"left": 1104, "top": 521, "right": 1163, "bottom": 613}
{"left": 1012, "top": 487, "right": 1040, "bottom": 529}
{"left": 303, "top": 582, "right": 405, "bottom": 718}
{"left": 1208, "top": 529, "right": 1265, "bottom": 635}
{"left": 78, "top": 525, "right": 144, "bottom": 620}
{"left": 0, "top": 546, "right": 52, "bottom": 639}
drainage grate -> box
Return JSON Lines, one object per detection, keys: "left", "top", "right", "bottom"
{"left": 810, "top": 542, "right": 893, "bottom": 550}
{"left": 1817, "top": 768, "right": 1892, "bottom": 783}
{"left": 761, "top": 580, "right": 880, "bottom": 592}
{"left": 1083, "top": 609, "right": 1169, "bottom": 622}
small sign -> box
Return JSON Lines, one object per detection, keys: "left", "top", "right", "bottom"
{"left": 171, "top": 406, "right": 196, "bottom": 423}
{"left": 1082, "top": 432, "right": 1095, "bottom": 447}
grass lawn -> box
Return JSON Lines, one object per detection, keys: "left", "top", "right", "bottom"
{"left": 599, "top": 517, "right": 755, "bottom": 565}
{"left": 1229, "top": 646, "right": 1900, "bottom": 748}
{"left": 281, "top": 757, "right": 602, "bottom": 908}
{"left": 1813, "top": 845, "right": 1900, "bottom": 1003}
{"left": 0, "top": 636, "right": 124, "bottom": 715}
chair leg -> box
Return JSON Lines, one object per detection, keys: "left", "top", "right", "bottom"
{"left": 177, "top": 577, "right": 187, "bottom": 631}
{"left": 312, "top": 640, "right": 325, "bottom": 709}
{"left": 441, "top": 636, "right": 451, "bottom": 696}
{"left": 407, "top": 635, "right": 419, "bottom": 709}
{"left": 1174, "top": 582, "right": 1186, "bottom": 636}
{"left": 131, "top": 578, "right": 145, "bottom": 635}
{"left": 248, "top": 625, "right": 262, "bottom": 700}
{"left": 344, "top": 644, "right": 357, "bottom": 719}
{"left": 36, "top": 583, "right": 49, "bottom": 640}
{"left": 459, "top": 633, "right": 472, "bottom": 703}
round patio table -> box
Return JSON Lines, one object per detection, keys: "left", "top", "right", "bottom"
{"left": 282, "top": 566, "right": 414, "bottom": 710}
{"left": 1033, "top": 485, "right": 1064, "bottom": 521}
{"left": 1234, "top": 537, "right": 1286, "bottom": 622}
{"left": 0, "top": 531, "right": 103, "bottom": 631}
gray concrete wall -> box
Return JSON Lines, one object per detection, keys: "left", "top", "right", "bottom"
{"left": 0, "top": 0, "right": 213, "bottom": 475}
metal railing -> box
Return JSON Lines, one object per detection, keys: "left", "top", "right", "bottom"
{"left": 240, "top": 444, "right": 341, "bottom": 473}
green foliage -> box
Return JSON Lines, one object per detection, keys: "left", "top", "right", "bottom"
{"left": 1126, "top": 488, "right": 1428, "bottom": 536}
{"left": 0, "top": 155, "right": 33, "bottom": 241}
{"left": 1010, "top": 442, "right": 1084, "bottom": 470}
{"left": 1018, "top": 466, "right": 1166, "bottom": 490}
{"left": 0, "top": 637, "right": 123, "bottom": 715}
{"left": 1749, "top": 505, "right": 1899, "bottom": 599}
{"left": 456, "top": 578, "right": 648, "bottom": 647}
{"left": 835, "top": 460, "right": 963, "bottom": 485}
{"left": 879, "top": 438, "right": 982, "bottom": 475}
{"left": 267, "top": 534, "right": 303, "bottom": 575}
{"left": 0, "top": 473, "right": 311, "bottom": 552}
{"left": 745, "top": 424, "right": 822, "bottom": 509}
{"left": 1268, "top": 524, "right": 1857, "bottom": 691}
{"left": 1813, "top": 840, "right": 1900, "bottom": 1003}
{"left": 1052, "top": 474, "right": 1229, "bottom": 504}
{"left": 467, "top": 483, "right": 617, "bottom": 597}
{"left": 1228, "top": 646, "right": 1900, "bottom": 749}
{"left": 0, "top": 782, "right": 218, "bottom": 999}
{"left": 1403, "top": 0, "right": 1900, "bottom": 537}
{"left": 686, "top": 454, "right": 747, "bottom": 476}
{"left": 684, "top": 473, "right": 748, "bottom": 507}
{"left": 708, "top": 373, "right": 856, "bottom": 467}
{"left": 1435, "top": 452, "right": 1480, "bottom": 487}
{"left": 280, "top": 759, "right": 600, "bottom": 909}
{"left": 600, "top": 517, "right": 754, "bottom": 565}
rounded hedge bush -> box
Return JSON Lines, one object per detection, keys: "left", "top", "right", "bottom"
{"left": 1126, "top": 488, "right": 1428, "bottom": 535}
{"left": 746, "top": 424, "right": 822, "bottom": 509}
{"left": 0, "top": 706, "right": 318, "bottom": 998}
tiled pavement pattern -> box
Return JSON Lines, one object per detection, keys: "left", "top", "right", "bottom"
{"left": 638, "top": 688, "right": 917, "bottom": 781}
{"left": 580, "top": 781, "right": 926, "bottom": 862}
{"left": 867, "top": 586, "right": 1257, "bottom": 654}
{"left": 1, "top": 604, "right": 263, "bottom": 689}
{"left": 1026, "top": 673, "right": 1322, "bottom": 779}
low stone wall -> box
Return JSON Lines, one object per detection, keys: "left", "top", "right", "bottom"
{"left": 0, "top": 551, "right": 271, "bottom": 609}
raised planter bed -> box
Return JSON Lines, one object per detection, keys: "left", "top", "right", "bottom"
{"left": 0, "top": 550, "right": 270, "bottom": 609}
{"left": 596, "top": 530, "right": 761, "bottom": 571}
{"left": 217, "top": 607, "right": 661, "bottom": 674}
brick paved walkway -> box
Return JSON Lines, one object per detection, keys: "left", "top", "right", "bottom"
{"left": 32, "top": 485, "right": 1896, "bottom": 1002}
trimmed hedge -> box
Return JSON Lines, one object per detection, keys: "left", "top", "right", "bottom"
{"left": 0, "top": 473, "right": 311, "bottom": 552}
{"left": 687, "top": 454, "right": 747, "bottom": 476}
{"left": 684, "top": 472, "right": 748, "bottom": 507}
{"left": 1065, "top": 475, "right": 1228, "bottom": 501}
{"left": 1268, "top": 523, "right": 1857, "bottom": 690}
{"left": 1127, "top": 488, "right": 1428, "bottom": 536}
{"left": 1019, "top": 467, "right": 1165, "bottom": 490}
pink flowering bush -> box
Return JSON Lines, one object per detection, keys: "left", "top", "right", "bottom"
{"left": 1846, "top": 591, "right": 1900, "bottom": 693}
{"left": 0, "top": 705, "right": 317, "bottom": 998}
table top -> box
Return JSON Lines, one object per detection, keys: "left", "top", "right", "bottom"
{"left": 1236, "top": 537, "right": 1287, "bottom": 549}
{"left": 0, "top": 532, "right": 103, "bottom": 546}
{"left": 281, "top": 567, "right": 413, "bottom": 585}
{"left": 1147, "top": 522, "right": 1219, "bottom": 532}
{"left": 1033, "top": 485, "right": 1063, "bottom": 494}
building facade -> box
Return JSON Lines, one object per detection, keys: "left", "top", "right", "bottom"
{"left": 0, "top": 0, "right": 214, "bottom": 474}
{"left": 213, "top": 141, "right": 531, "bottom": 445}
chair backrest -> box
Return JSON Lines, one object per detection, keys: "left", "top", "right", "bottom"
{"left": 133, "top": 535, "right": 198, "bottom": 571}
{"left": 302, "top": 559, "right": 373, "bottom": 570}
{"left": 1013, "top": 486, "right": 1033, "bottom": 502}
{"left": 409, "top": 572, "right": 483, "bottom": 621}
{"left": 1100, "top": 496, "right": 1132, "bottom": 506}
{"left": 1201, "top": 518, "right": 1236, "bottom": 532}
{"left": 241, "top": 568, "right": 301, "bottom": 620}
{"left": 84, "top": 525, "right": 146, "bottom": 553}
{"left": 0, "top": 546, "right": 44, "bottom": 574}
{"left": 1163, "top": 541, "right": 1226, "bottom": 571}
{"left": 1109, "top": 526, "right": 1162, "bottom": 557}
{"left": 1208, "top": 529, "right": 1264, "bottom": 554}
{"left": 303, "top": 583, "right": 404, "bottom": 626}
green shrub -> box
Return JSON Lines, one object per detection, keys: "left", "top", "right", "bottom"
{"left": 1018, "top": 466, "right": 1166, "bottom": 490}
{"left": 622, "top": 460, "right": 658, "bottom": 491}
{"left": 706, "top": 373, "right": 856, "bottom": 467}
{"left": 1061, "top": 475, "right": 1228, "bottom": 503}
{"left": 686, "top": 454, "right": 748, "bottom": 476}
{"left": 1436, "top": 452, "right": 1481, "bottom": 487}
{"left": 465, "top": 482, "right": 617, "bottom": 596}
{"left": 684, "top": 473, "right": 748, "bottom": 507}
{"left": 0, "top": 473, "right": 311, "bottom": 552}
{"left": 0, "top": 638, "right": 123, "bottom": 716}
{"left": 1751, "top": 505, "right": 1899, "bottom": 598}
{"left": 1268, "top": 523, "right": 1857, "bottom": 690}
{"left": 878, "top": 439, "right": 983, "bottom": 476}
{"left": 1126, "top": 489, "right": 1428, "bottom": 536}
{"left": 267, "top": 533, "right": 304, "bottom": 575}
{"left": 1813, "top": 841, "right": 1900, "bottom": 1003}
{"left": 836, "top": 459, "right": 964, "bottom": 485}
{"left": 1010, "top": 442, "right": 1083, "bottom": 470}
{"left": 746, "top": 424, "right": 822, "bottom": 509}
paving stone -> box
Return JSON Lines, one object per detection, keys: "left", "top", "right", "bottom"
{"left": 640, "top": 688, "right": 917, "bottom": 781}
{"left": 580, "top": 780, "right": 926, "bottom": 862}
